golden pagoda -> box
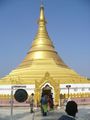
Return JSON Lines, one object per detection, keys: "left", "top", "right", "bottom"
{"left": 0, "top": 5, "right": 90, "bottom": 105}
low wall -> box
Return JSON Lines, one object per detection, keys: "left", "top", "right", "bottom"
{"left": 0, "top": 99, "right": 30, "bottom": 107}
{"left": 72, "top": 98, "right": 90, "bottom": 105}
{"left": 60, "top": 97, "right": 90, "bottom": 106}
{"left": 0, "top": 97, "right": 90, "bottom": 107}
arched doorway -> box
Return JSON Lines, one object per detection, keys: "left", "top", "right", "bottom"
{"left": 41, "top": 84, "right": 54, "bottom": 109}
{"left": 35, "top": 72, "right": 60, "bottom": 106}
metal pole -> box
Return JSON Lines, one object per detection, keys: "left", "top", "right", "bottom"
{"left": 68, "top": 87, "right": 69, "bottom": 99}
{"left": 11, "top": 86, "right": 13, "bottom": 120}
{"left": 66, "top": 85, "right": 71, "bottom": 100}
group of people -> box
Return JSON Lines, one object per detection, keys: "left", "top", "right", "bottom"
{"left": 29, "top": 93, "right": 80, "bottom": 120}
{"left": 29, "top": 92, "right": 54, "bottom": 115}
{"left": 40, "top": 93, "right": 54, "bottom": 116}
{"left": 40, "top": 95, "right": 80, "bottom": 120}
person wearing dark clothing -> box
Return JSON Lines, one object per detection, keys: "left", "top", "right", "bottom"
{"left": 58, "top": 101, "right": 78, "bottom": 120}
{"left": 58, "top": 115, "right": 76, "bottom": 120}
{"left": 48, "top": 94, "right": 54, "bottom": 110}
{"left": 40, "top": 94, "right": 48, "bottom": 116}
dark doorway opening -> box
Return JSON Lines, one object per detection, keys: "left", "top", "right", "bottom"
{"left": 41, "top": 85, "right": 54, "bottom": 110}
{"left": 42, "top": 84, "right": 52, "bottom": 95}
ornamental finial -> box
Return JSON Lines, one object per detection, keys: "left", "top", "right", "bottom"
{"left": 38, "top": 1, "right": 46, "bottom": 24}
{"left": 40, "top": 0, "right": 44, "bottom": 7}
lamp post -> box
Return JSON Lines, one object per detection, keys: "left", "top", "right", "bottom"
{"left": 66, "top": 85, "right": 71, "bottom": 99}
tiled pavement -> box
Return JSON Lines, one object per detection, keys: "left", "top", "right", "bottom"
{"left": 0, "top": 106, "right": 90, "bottom": 120}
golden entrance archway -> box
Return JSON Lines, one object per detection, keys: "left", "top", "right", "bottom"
{"left": 34, "top": 72, "right": 60, "bottom": 106}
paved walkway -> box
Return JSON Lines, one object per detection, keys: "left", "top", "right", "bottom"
{"left": 0, "top": 106, "right": 90, "bottom": 120}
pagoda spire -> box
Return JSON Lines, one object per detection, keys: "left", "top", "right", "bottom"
{"left": 29, "top": 4, "right": 54, "bottom": 51}
{"left": 18, "top": 4, "right": 68, "bottom": 68}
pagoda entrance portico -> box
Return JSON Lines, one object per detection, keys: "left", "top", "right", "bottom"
{"left": 35, "top": 72, "right": 60, "bottom": 106}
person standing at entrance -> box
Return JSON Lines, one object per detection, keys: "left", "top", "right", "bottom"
{"left": 48, "top": 93, "right": 54, "bottom": 110}
{"left": 58, "top": 101, "right": 78, "bottom": 120}
{"left": 29, "top": 93, "right": 34, "bottom": 113}
{"left": 40, "top": 94, "right": 48, "bottom": 116}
